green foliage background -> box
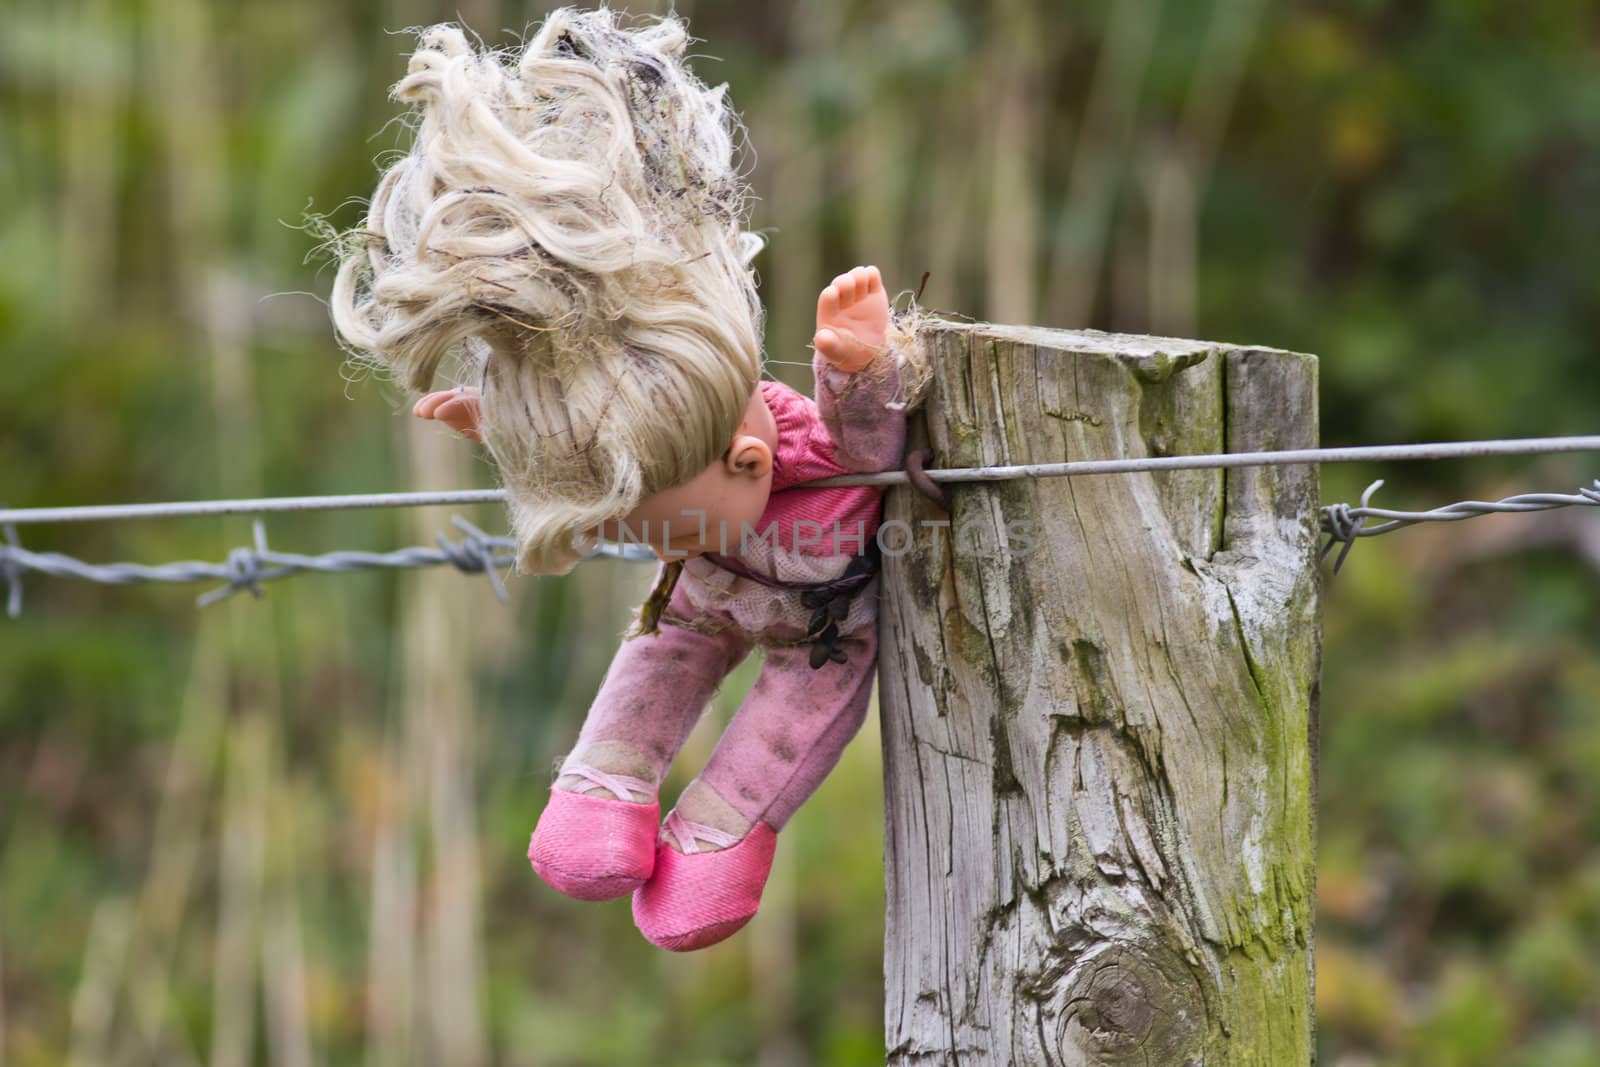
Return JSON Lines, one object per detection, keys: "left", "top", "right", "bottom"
{"left": 2, "top": 1, "right": 1598, "bottom": 1064}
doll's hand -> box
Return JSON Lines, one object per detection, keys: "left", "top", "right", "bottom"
{"left": 814, "top": 265, "right": 889, "bottom": 374}
{"left": 413, "top": 386, "right": 483, "bottom": 442}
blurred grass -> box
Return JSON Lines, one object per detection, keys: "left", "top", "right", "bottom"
{"left": 2, "top": 0, "right": 1599, "bottom": 1064}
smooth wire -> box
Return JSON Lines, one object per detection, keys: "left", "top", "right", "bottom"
{"left": 805, "top": 435, "right": 1600, "bottom": 488}
{"left": 3, "top": 435, "right": 1599, "bottom": 526}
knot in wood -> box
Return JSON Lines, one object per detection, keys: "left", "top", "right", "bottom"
{"left": 1079, "top": 967, "right": 1155, "bottom": 1047}
{"left": 1055, "top": 944, "right": 1205, "bottom": 1064}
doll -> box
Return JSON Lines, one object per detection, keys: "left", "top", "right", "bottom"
{"left": 330, "top": 7, "right": 923, "bottom": 952}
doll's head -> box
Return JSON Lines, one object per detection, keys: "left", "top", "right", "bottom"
{"left": 593, "top": 384, "right": 777, "bottom": 557}
{"left": 331, "top": 7, "right": 765, "bottom": 574}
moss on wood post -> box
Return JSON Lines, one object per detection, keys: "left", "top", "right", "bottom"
{"left": 879, "top": 321, "right": 1320, "bottom": 1065}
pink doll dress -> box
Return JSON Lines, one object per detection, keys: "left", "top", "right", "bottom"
{"left": 565, "top": 343, "right": 908, "bottom": 837}
{"left": 668, "top": 358, "right": 902, "bottom": 643}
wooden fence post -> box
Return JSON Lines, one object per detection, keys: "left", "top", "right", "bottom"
{"left": 879, "top": 321, "right": 1321, "bottom": 1065}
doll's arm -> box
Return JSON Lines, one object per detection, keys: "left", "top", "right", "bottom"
{"left": 813, "top": 266, "right": 888, "bottom": 374}
{"left": 811, "top": 266, "right": 907, "bottom": 472}
{"left": 413, "top": 386, "right": 483, "bottom": 442}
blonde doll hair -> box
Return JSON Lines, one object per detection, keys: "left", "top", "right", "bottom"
{"left": 331, "top": 8, "right": 765, "bottom": 574}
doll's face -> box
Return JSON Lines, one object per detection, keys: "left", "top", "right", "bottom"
{"left": 593, "top": 387, "right": 776, "bottom": 559}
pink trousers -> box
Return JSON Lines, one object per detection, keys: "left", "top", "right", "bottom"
{"left": 569, "top": 569, "right": 878, "bottom": 832}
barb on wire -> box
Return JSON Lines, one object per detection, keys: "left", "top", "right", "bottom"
{"left": 1318, "top": 478, "right": 1600, "bottom": 574}
{"left": 0, "top": 515, "right": 654, "bottom": 617}
{"left": 3, "top": 520, "right": 23, "bottom": 619}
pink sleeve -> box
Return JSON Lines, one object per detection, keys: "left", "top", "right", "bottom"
{"left": 811, "top": 345, "right": 907, "bottom": 474}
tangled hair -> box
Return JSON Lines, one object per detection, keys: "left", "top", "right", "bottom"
{"left": 331, "top": 8, "right": 765, "bottom": 574}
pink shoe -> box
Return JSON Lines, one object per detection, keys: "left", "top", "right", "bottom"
{"left": 631, "top": 812, "right": 778, "bottom": 952}
{"left": 527, "top": 763, "right": 659, "bottom": 902}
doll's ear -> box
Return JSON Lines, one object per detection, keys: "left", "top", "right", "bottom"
{"left": 725, "top": 434, "right": 773, "bottom": 480}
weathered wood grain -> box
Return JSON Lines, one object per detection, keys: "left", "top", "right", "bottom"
{"left": 879, "top": 321, "right": 1320, "bottom": 1065}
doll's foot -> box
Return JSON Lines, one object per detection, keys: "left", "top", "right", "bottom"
{"left": 631, "top": 811, "right": 778, "bottom": 952}
{"left": 528, "top": 763, "right": 659, "bottom": 901}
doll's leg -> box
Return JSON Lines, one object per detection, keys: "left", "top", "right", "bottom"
{"left": 692, "top": 623, "right": 877, "bottom": 834}
{"left": 529, "top": 590, "right": 752, "bottom": 902}
{"left": 560, "top": 610, "right": 753, "bottom": 794}
{"left": 631, "top": 626, "right": 876, "bottom": 950}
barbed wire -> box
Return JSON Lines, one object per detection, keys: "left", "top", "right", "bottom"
{"left": 2, "top": 480, "right": 1596, "bottom": 618}
{"left": 0, "top": 515, "right": 653, "bottom": 619}
{"left": 2, "top": 435, "right": 1597, "bottom": 618}
{"left": 1319, "top": 478, "right": 1600, "bottom": 573}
